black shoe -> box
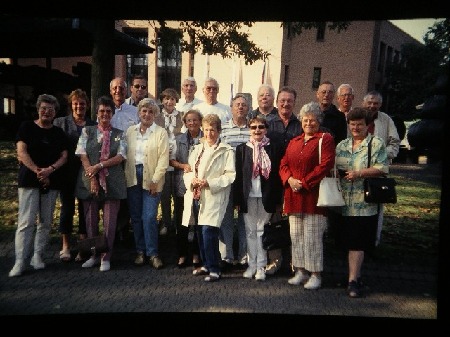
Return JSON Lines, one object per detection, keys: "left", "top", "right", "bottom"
{"left": 220, "top": 259, "right": 234, "bottom": 272}
{"left": 347, "top": 280, "right": 362, "bottom": 298}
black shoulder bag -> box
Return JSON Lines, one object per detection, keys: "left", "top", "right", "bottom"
{"left": 363, "top": 137, "right": 397, "bottom": 204}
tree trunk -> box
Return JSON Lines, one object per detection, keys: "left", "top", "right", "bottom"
{"left": 90, "top": 19, "right": 115, "bottom": 120}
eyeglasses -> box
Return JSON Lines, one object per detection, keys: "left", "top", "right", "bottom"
{"left": 133, "top": 84, "right": 147, "bottom": 90}
{"left": 112, "top": 86, "right": 125, "bottom": 91}
{"left": 39, "top": 106, "right": 55, "bottom": 113}
{"left": 320, "top": 90, "right": 335, "bottom": 95}
{"left": 250, "top": 125, "right": 266, "bottom": 130}
{"left": 205, "top": 86, "right": 218, "bottom": 91}
{"left": 339, "top": 93, "right": 353, "bottom": 97}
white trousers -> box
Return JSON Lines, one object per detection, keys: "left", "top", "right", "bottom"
{"left": 243, "top": 197, "right": 271, "bottom": 269}
{"left": 14, "top": 188, "right": 58, "bottom": 262}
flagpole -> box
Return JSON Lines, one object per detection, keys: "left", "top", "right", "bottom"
{"left": 231, "top": 55, "right": 236, "bottom": 104}
{"left": 206, "top": 53, "right": 210, "bottom": 79}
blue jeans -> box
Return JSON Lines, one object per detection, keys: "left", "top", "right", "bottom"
{"left": 127, "top": 164, "right": 161, "bottom": 257}
{"left": 194, "top": 200, "right": 221, "bottom": 274}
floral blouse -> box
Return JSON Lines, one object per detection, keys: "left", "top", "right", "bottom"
{"left": 335, "top": 134, "right": 389, "bottom": 217}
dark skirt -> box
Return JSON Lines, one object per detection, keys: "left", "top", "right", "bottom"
{"left": 335, "top": 214, "right": 378, "bottom": 252}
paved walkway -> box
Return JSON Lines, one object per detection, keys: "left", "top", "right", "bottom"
{"left": 0, "top": 163, "right": 442, "bottom": 328}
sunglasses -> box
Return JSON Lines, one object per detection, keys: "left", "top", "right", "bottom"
{"left": 133, "top": 84, "right": 147, "bottom": 90}
{"left": 250, "top": 125, "right": 266, "bottom": 130}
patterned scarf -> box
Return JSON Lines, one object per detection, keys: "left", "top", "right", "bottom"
{"left": 248, "top": 136, "right": 271, "bottom": 179}
{"left": 98, "top": 124, "right": 111, "bottom": 193}
{"left": 163, "top": 109, "right": 179, "bottom": 139}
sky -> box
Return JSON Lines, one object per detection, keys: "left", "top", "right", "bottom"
{"left": 390, "top": 18, "right": 444, "bottom": 43}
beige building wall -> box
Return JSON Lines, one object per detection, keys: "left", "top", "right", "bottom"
{"left": 118, "top": 21, "right": 283, "bottom": 109}
{"left": 191, "top": 22, "right": 283, "bottom": 110}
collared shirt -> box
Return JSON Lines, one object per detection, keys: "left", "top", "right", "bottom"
{"left": 134, "top": 122, "right": 157, "bottom": 165}
{"left": 220, "top": 119, "right": 250, "bottom": 151}
{"left": 110, "top": 102, "right": 139, "bottom": 132}
{"left": 248, "top": 106, "right": 278, "bottom": 123}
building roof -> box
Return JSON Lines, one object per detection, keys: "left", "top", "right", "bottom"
{"left": 0, "top": 16, "right": 154, "bottom": 58}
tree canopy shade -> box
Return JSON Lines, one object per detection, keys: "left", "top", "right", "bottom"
{"left": 0, "top": 17, "right": 154, "bottom": 58}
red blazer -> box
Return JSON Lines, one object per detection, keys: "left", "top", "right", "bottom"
{"left": 279, "top": 132, "right": 335, "bottom": 215}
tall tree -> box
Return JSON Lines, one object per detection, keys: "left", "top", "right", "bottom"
{"left": 423, "top": 19, "right": 450, "bottom": 67}
{"left": 151, "top": 21, "right": 351, "bottom": 65}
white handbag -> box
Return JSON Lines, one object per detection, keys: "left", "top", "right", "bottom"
{"left": 316, "top": 134, "right": 345, "bottom": 207}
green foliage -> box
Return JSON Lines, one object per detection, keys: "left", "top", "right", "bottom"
{"left": 385, "top": 42, "right": 443, "bottom": 117}
{"left": 424, "top": 19, "right": 450, "bottom": 67}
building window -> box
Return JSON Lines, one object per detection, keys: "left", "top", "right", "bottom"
{"left": 124, "top": 29, "right": 149, "bottom": 85}
{"left": 156, "top": 27, "right": 182, "bottom": 97}
{"left": 387, "top": 46, "right": 393, "bottom": 67}
{"left": 393, "top": 50, "right": 400, "bottom": 64}
{"left": 312, "top": 67, "right": 321, "bottom": 88}
{"left": 283, "top": 65, "right": 290, "bottom": 86}
{"left": 3, "top": 97, "right": 15, "bottom": 114}
{"left": 316, "top": 22, "right": 326, "bottom": 41}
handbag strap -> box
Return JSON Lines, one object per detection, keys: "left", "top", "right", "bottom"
{"left": 367, "top": 136, "right": 373, "bottom": 169}
{"left": 318, "top": 133, "right": 337, "bottom": 178}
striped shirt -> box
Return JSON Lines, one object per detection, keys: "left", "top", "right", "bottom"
{"left": 220, "top": 119, "right": 250, "bottom": 151}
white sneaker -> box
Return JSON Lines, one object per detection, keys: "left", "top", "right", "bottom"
{"left": 304, "top": 274, "right": 321, "bottom": 290}
{"left": 255, "top": 268, "right": 266, "bottom": 281}
{"left": 243, "top": 267, "right": 256, "bottom": 279}
{"left": 239, "top": 255, "right": 248, "bottom": 265}
{"left": 30, "top": 255, "right": 45, "bottom": 270}
{"left": 265, "top": 258, "right": 282, "bottom": 275}
{"left": 82, "top": 256, "right": 99, "bottom": 268}
{"left": 99, "top": 260, "right": 110, "bottom": 272}
{"left": 9, "top": 262, "right": 25, "bottom": 277}
{"left": 288, "top": 270, "right": 309, "bottom": 285}
{"left": 159, "top": 226, "right": 168, "bottom": 236}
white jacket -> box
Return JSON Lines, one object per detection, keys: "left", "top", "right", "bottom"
{"left": 182, "top": 139, "right": 236, "bottom": 228}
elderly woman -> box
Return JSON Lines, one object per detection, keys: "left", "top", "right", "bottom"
{"left": 181, "top": 114, "right": 235, "bottom": 282}
{"left": 75, "top": 96, "right": 127, "bottom": 272}
{"left": 53, "top": 89, "right": 97, "bottom": 262}
{"left": 170, "top": 109, "right": 203, "bottom": 268}
{"left": 154, "top": 87, "right": 183, "bottom": 236}
{"left": 234, "top": 115, "right": 284, "bottom": 281}
{"left": 335, "top": 107, "right": 389, "bottom": 298}
{"left": 124, "top": 98, "right": 169, "bottom": 269}
{"left": 279, "top": 101, "right": 335, "bottom": 290}
{"left": 9, "top": 94, "right": 69, "bottom": 277}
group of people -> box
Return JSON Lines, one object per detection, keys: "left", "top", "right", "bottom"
{"left": 8, "top": 76, "right": 401, "bottom": 297}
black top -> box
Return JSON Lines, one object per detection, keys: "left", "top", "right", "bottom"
{"left": 16, "top": 120, "right": 69, "bottom": 190}
{"left": 321, "top": 104, "right": 348, "bottom": 145}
